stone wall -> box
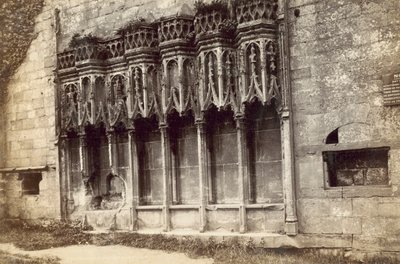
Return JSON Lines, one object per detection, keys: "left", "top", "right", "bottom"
{"left": 289, "top": 0, "right": 400, "bottom": 254}
{"left": 1, "top": 0, "right": 400, "bottom": 255}
{"left": 3, "top": 1, "right": 59, "bottom": 219}
{"left": 2, "top": 0, "right": 198, "bottom": 220}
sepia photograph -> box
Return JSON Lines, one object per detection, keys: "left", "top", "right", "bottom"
{"left": 0, "top": 0, "right": 399, "bottom": 263}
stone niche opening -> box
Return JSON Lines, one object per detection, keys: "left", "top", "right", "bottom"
{"left": 206, "top": 106, "right": 239, "bottom": 204}
{"left": 101, "top": 173, "right": 125, "bottom": 210}
{"left": 323, "top": 147, "right": 390, "bottom": 187}
{"left": 84, "top": 124, "right": 128, "bottom": 210}
{"left": 19, "top": 172, "right": 42, "bottom": 195}
{"left": 246, "top": 101, "right": 283, "bottom": 203}
{"left": 87, "top": 125, "right": 110, "bottom": 210}
{"left": 135, "top": 116, "right": 163, "bottom": 205}
{"left": 168, "top": 111, "right": 199, "bottom": 205}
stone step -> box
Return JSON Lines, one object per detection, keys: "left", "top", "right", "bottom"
{"left": 81, "top": 209, "right": 131, "bottom": 231}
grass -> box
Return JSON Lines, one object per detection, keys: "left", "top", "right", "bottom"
{"left": 0, "top": 250, "right": 59, "bottom": 264}
{"left": 0, "top": 219, "right": 398, "bottom": 264}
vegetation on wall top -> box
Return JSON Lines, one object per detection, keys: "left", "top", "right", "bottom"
{"left": 115, "top": 18, "right": 152, "bottom": 37}
{"left": 68, "top": 33, "right": 101, "bottom": 48}
{"left": 0, "top": 0, "right": 44, "bottom": 102}
{"left": 194, "top": 0, "right": 229, "bottom": 15}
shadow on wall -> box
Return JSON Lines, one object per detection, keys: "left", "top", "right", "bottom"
{"left": 324, "top": 122, "right": 372, "bottom": 145}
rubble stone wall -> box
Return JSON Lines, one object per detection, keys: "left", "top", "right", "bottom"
{"left": 290, "top": 0, "right": 400, "bottom": 253}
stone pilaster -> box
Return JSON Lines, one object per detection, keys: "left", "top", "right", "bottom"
{"left": 106, "top": 130, "right": 118, "bottom": 175}
{"left": 281, "top": 110, "right": 298, "bottom": 235}
{"left": 196, "top": 120, "right": 208, "bottom": 232}
{"left": 160, "top": 124, "right": 171, "bottom": 232}
{"left": 128, "top": 128, "right": 139, "bottom": 230}
{"left": 278, "top": 10, "right": 298, "bottom": 235}
{"left": 236, "top": 116, "right": 249, "bottom": 234}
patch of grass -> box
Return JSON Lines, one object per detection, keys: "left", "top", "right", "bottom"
{"left": 0, "top": 220, "right": 398, "bottom": 264}
{"left": 0, "top": 250, "right": 59, "bottom": 264}
{"left": 0, "top": 219, "right": 91, "bottom": 250}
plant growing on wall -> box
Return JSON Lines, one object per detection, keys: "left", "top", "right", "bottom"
{"left": 194, "top": 0, "right": 237, "bottom": 38}
{"left": 115, "top": 18, "right": 148, "bottom": 37}
{"left": 0, "top": 0, "right": 44, "bottom": 102}
{"left": 68, "top": 33, "right": 101, "bottom": 48}
{"left": 194, "top": 0, "right": 229, "bottom": 15}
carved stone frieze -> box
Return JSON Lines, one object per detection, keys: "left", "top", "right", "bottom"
{"left": 58, "top": 50, "right": 75, "bottom": 69}
{"left": 158, "top": 15, "right": 194, "bottom": 45}
{"left": 235, "top": 0, "right": 278, "bottom": 24}
{"left": 56, "top": 0, "right": 282, "bottom": 132}
{"left": 107, "top": 74, "right": 129, "bottom": 127}
{"left": 61, "top": 83, "right": 79, "bottom": 131}
{"left": 125, "top": 23, "right": 158, "bottom": 51}
{"left": 105, "top": 37, "right": 125, "bottom": 60}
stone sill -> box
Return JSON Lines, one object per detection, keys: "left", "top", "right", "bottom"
{"left": 137, "top": 205, "right": 163, "bottom": 210}
{"left": 170, "top": 205, "right": 199, "bottom": 210}
{"left": 132, "top": 230, "right": 353, "bottom": 249}
{"left": 135, "top": 203, "right": 285, "bottom": 211}
{"left": 324, "top": 186, "right": 395, "bottom": 198}
{"left": 206, "top": 203, "right": 284, "bottom": 210}
{"left": 0, "top": 166, "right": 48, "bottom": 173}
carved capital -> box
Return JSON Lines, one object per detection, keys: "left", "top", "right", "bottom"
{"left": 78, "top": 133, "right": 87, "bottom": 147}
{"left": 235, "top": 115, "right": 248, "bottom": 130}
{"left": 106, "top": 130, "right": 116, "bottom": 144}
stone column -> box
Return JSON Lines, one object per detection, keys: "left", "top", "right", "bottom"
{"left": 196, "top": 120, "right": 208, "bottom": 232}
{"left": 107, "top": 130, "right": 118, "bottom": 175}
{"left": 281, "top": 110, "right": 298, "bottom": 235}
{"left": 79, "top": 132, "right": 92, "bottom": 211}
{"left": 62, "top": 136, "right": 74, "bottom": 216}
{"left": 90, "top": 77, "right": 96, "bottom": 124}
{"left": 128, "top": 128, "right": 139, "bottom": 230}
{"left": 79, "top": 133, "right": 90, "bottom": 193}
{"left": 160, "top": 124, "right": 171, "bottom": 232}
{"left": 236, "top": 116, "right": 249, "bottom": 233}
{"left": 279, "top": 11, "right": 298, "bottom": 235}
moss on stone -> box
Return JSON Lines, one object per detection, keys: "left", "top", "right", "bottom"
{"left": 0, "top": 0, "right": 44, "bottom": 101}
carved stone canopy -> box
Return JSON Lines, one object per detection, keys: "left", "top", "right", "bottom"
{"left": 56, "top": 0, "right": 282, "bottom": 133}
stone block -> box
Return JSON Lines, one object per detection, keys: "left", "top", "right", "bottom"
{"left": 299, "top": 216, "right": 343, "bottom": 234}
{"left": 255, "top": 129, "right": 281, "bottom": 162}
{"left": 352, "top": 197, "right": 380, "bottom": 217}
{"left": 378, "top": 202, "right": 400, "bottom": 218}
{"left": 362, "top": 217, "right": 400, "bottom": 236}
{"left": 171, "top": 209, "right": 199, "bottom": 230}
{"left": 354, "top": 235, "right": 400, "bottom": 252}
{"left": 137, "top": 210, "right": 163, "bottom": 229}
{"left": 179, "top": 167, "right": 199, "bottom": 204}
{"left": 214, "top": 133, "right": 238, "bottom": 165}
{"left": 298, "top": 198, "right": 352, "bottom": 217}
{"left": 342, "top": 217, "right": 362, "bottom": 235}
{"left": 296, "top": 155, "right": 325, "bottom": 190}
{"left": 207, "top": 209, "right": 239, "bottom": 233}
{"left": 148, "top": 168, "right": 163, "bottom": 204}
{"left": 247, "top": 209, "right": 284, "bottom": 233}
{"left": 343, "top": 186, "right": 393, "bottom": 198}
{"left": 177, "top": 137, "right": 198, "bottom": 167}
{"left": 292, "top": 67, "right": 312, "bottom": 80}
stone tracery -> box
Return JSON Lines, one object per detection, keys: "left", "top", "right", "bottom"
{"left": 56, "top": 0, "right": 297, "bottom": 234}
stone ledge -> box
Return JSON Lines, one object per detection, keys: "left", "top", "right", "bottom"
{"left": 131, "top": 230, "right": 353, "bottom": 249}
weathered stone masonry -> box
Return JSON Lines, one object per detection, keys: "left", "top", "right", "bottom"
{"left": 55, "top": 0, "right": 297, "bottom": 235}
{"left": 1, "top": 0, "right": 400, "bottom": 257}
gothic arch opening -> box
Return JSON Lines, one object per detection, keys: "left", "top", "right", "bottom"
{"left": 135, "top": 116, "right": 163, "bottom": 205}
{"left": 246, "top": 101, "right": 283, "bottom": 203}
{"left": 168, "top": 111, "right": 199, "bottom": 205}
{"left": 206, "top": 106, "right": 239, "bottom": 204}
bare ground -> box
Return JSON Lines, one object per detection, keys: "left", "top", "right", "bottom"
{"left": 0, "top": 243, "right": 213, "bottom": 264}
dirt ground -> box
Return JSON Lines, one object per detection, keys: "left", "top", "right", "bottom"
{"left": 0, "top": 243, "right": 214, "bottom": 264}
